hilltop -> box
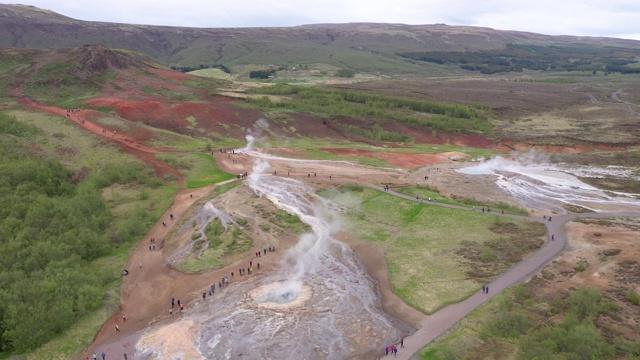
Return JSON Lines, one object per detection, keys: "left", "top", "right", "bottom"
{"left": 2, "top": 4, "right": 640, "bottom": 76}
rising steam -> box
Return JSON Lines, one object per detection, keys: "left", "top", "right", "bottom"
{"left": 459, "top": 152, "right": 640, "bottom": 212}
{"left": 237, "top": 118, "right": 270, "bottom": 153}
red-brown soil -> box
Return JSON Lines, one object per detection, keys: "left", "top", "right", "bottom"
{"left": 19, "top": 97, "right": 186, "bottom": 187}
{"left": 87, "top": 97, "right": 263, "bottom": 138}
{"left": 320, "top": 148, "right": 453, "bottom": 168}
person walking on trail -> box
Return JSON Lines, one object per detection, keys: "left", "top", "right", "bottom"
{"left": 401, "top": 338, "right": 404, "bottom": 348}
{"left": 123, "top": 313, "right": 127, "bottom": 322}
{"left": 485, "top": 286, "right": 490, "bottom": 294}
{"left": 482, "top": 285, "right": 486, "bottom": 293}
{"left": 551, "top": 234, "right": 555, "bottom": 241}
{"left": 93, "top": 353, "right": 98, "bottom": 360}
{"left": 385, "top": 346, "right": 389, "bottom": 355}
{"left": 101, "top": 352, "right": 106, "bottom": 360}
{"left": 115, "top": 324, "right": 120, "bottom": 333}
{"left": 394, "top": 347, "right": 398, "bottom": 357}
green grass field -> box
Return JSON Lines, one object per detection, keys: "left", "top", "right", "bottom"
{"left": 321, "top": 186, "right": 544, "bottom": 313}
{"left": 396, "top": 185, "right": 529, "bottom": 216}
{"left": 179, "top": 224, "right": 253, "bottom": 273}
{"left": 155, "top": 153, "right": 235, "bottom": 188}
{"left": 188, "top": 68, "right": 232, "bottom": 79}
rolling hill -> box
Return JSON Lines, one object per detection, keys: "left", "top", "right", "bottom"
{"left": 3, "top": 4, "right": 640, "bottom": 76}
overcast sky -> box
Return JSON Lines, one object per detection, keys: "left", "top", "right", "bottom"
{"left": 4, "top": 0, "right": 640, "bottom": 40}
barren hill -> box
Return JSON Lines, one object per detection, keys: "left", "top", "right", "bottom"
{"left": 2, "top": 4, "right": 640, "bottom": 75}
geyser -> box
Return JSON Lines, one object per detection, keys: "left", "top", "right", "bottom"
{"left": 250, "top": 281, "right": 312, "bottom": 310}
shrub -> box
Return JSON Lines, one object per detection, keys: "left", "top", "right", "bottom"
{"left": 626, "top": 289, "right": 640, "bottom": 305}
{"left": 482, "top": 310, "right": 530, "bottom": 339}
{"left": 575, "top": 260, "right": 588, "bottom": 272}
{"left": 335, "top": 69, "right": 356, "bottom": 77}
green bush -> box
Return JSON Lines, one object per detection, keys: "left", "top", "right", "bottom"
{"left": 575, "top": 260, "right": 588, "bottom": 272}
{"left": 482, "top": 310, "right": 530, "bottom": 339}
{"left": 626, "top": 289, "right": 640, "bottom": 305}
{"left": 518, "top": 316, "right": 614, "bottom": 360}
{"left": 335, "top": 69, "right": 356, "bottom": 78}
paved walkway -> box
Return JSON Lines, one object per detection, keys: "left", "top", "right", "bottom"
{"left": 368, "top": 185, "right": 640, "bottom": 359}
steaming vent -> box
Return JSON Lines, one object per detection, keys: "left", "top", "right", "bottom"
{"left": 250, "top": 281, "right": 312, "bottom": 310}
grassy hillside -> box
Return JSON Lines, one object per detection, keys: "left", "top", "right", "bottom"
{"left": 3, "top": 4, "right": 640, "bottom": 77}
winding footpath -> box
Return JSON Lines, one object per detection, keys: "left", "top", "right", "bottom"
{"left": 368, "top": 185, "right": 640, "bottom": 359}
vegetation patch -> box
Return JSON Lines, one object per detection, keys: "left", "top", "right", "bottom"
{"left": 320, "top": 186, "right": 544, "bottom": 313}
{"left": 215, "top": 181, "right": 242, "bottom": 196}
{"left": 179, "top": 221, "right": 253, "bottom": 273}
{"left": 156, "top": 153, "right": 235, "bottom": 188}
{"left": 0, "top": 112, "right": 176, "bottom": 354}
{"left": 396, "top": 185, "right": 529, "bottom": 215}
{"left": 247, "top": 84, "right": 492, "bottom": 135}
{"left": 23, "top": 60, "right": 107, "bottom": 107}
{"left": 420, "top": 286, "right": 628, "bottom": 360}
{"left": 399, "top": 43, "right": 640, "bottom": 75}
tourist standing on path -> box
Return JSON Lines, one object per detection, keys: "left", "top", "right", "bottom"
{"left": 385, "top": 346, "right": 389, "bottom": 355}
{"left": 401, "top": 338, "right": 404, "bottom": 348}
{"left": 394, "top": 347, "right": 398, "bottom": 357}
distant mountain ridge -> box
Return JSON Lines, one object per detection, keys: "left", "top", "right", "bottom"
{"left": 2, "top": 4, "right": 640, "bottom": 75}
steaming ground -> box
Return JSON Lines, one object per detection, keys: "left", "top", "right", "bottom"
{"left": 129, "top": 163, "right": 411, "bottom": 359}
{"left": 459, "top": 154, "right": 640, "bottom": 213}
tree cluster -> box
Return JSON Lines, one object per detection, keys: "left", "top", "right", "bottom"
{"left": 249, "top": 69, "right": 276, "bottom": 79}
{"left": 398, "top": 43, "right": 640, "bottom": 75}
{"left": 247, "top": 84, "right": 492, "bottom": 135}
{"left": 0, "top": 113, "right": 158, "bottom": 352}
{"left": 171, "top": 64, "right": 231, "bottom": 74}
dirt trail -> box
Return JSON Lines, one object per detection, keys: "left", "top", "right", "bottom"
{"left": 18, "top": 98, "right": 186, "bottom": 188}
{"left": 612, "top": 89, "right": 639, "bottom": 117}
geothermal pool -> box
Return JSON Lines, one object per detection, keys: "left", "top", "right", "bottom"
{"left": 459, "top": 155, "right": 640, "bottom": 213}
